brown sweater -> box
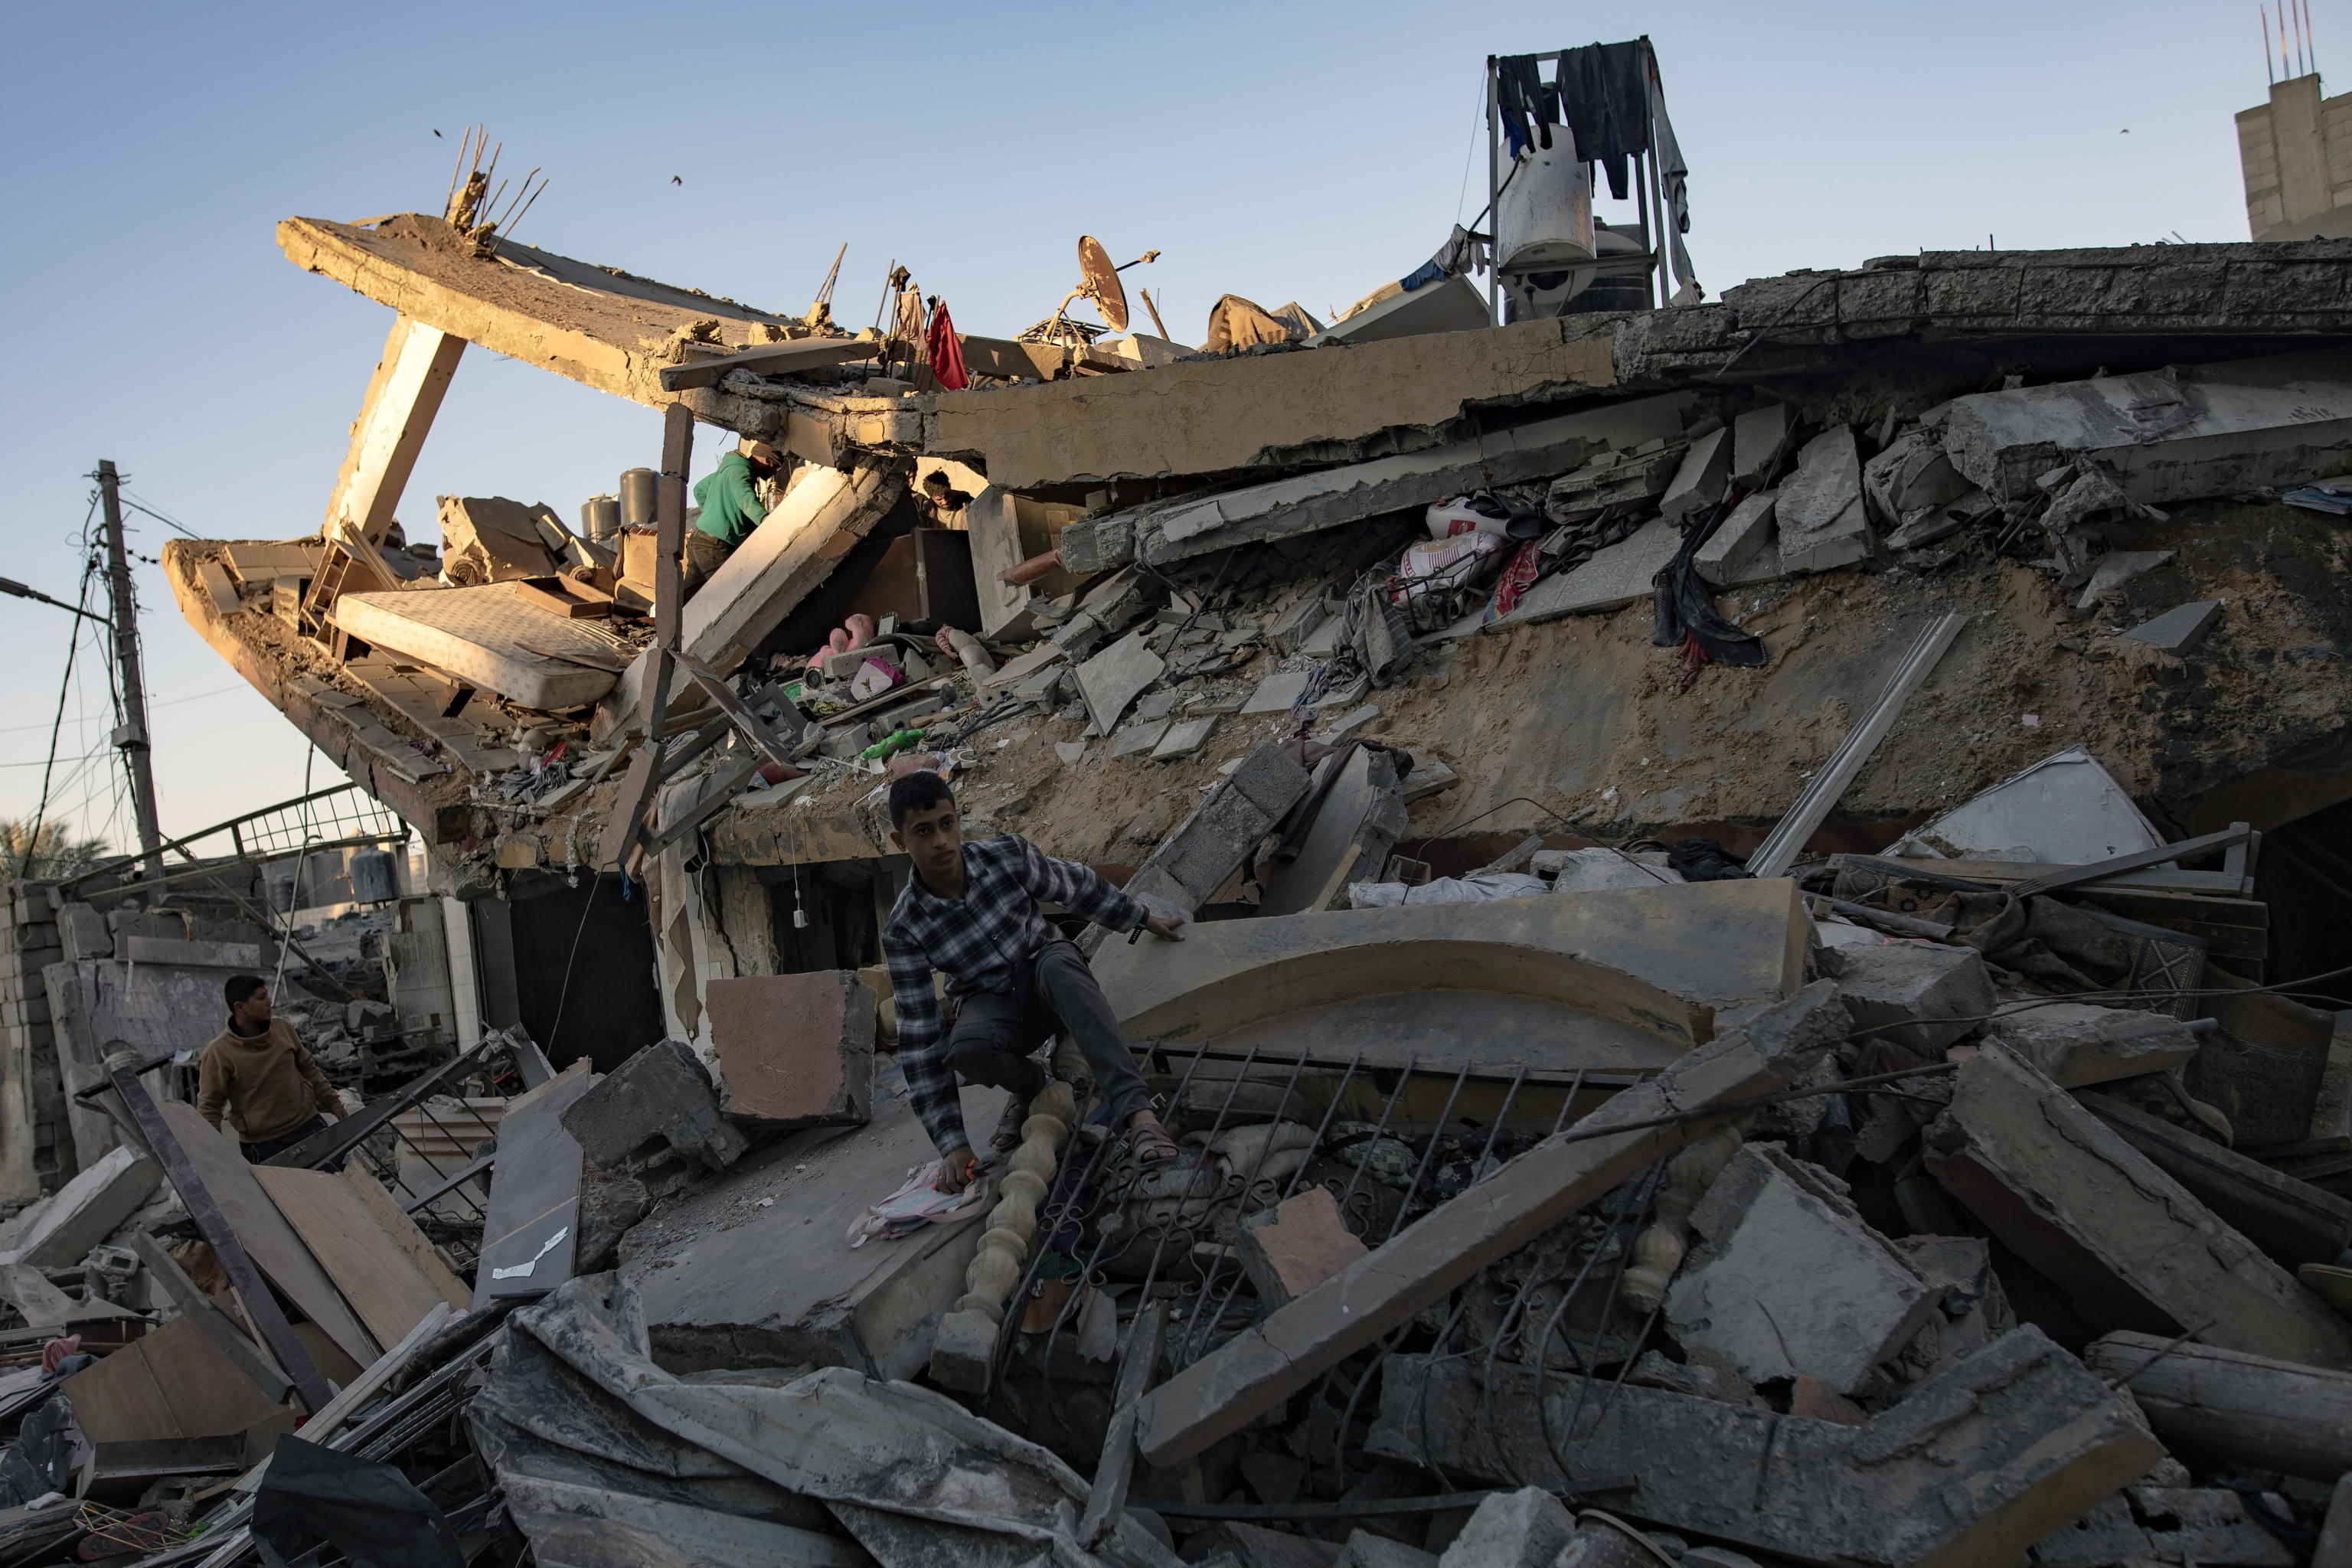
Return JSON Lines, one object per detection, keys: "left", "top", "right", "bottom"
{"left": 197, "top": 1018, "right": 337, "bottom": 1143}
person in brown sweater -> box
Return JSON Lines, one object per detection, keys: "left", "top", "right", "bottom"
{"left": 198, "top": 975, "right": 342, "bottom": 1163}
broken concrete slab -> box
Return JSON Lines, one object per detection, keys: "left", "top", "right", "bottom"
{"left": 1336, "top": 1531, "right": 1436, "bottom": 1568}
{"left": 1900, "top": 744, "right": 2166, "bottom": 864}
{"left": 0, "top": 1145, "right": 162, "bottom": 1269}
{"left": 1435, "top": 1488, "right": 1574, "bottom": 1568}
{"left": 2073, "top": 549, "right": 2176, "bottom": 609}
{"left": 561, "top": 1040, "right": 748, "bottom": 1197}
{"left": 1110, "top": 720, "right": 1174, "bottom": 760}
{"left": 1097, "top": 877, "right": 1811, "bottom": 1057}
{"left": 1236, "top": 1187, "right": 1369, "bottom": 1311}
{"left": 1658, "top": 426, "right": 1731, "bottom": 524}
{"left": 1664, "top": 1144, "right": 1939, "bottom": 1395}
{"left": 1369, "top": 1326, "right": 2162, "bottom": 1568}
{"left": 1830, "top": 939, "right": 1996, "bottom": 1053}
{"left": 1499, "top": 518, "right": 1683, "bottom": 625}
{"left": 1775, "top": 425, "right": 1872, "bottom": 573}
{"left": 620, "top": 1074, "right": 1010, "bottom": 1379}
{"left": 1730, "top": 403, "right": 1798, "bottom": 488}
{"left": 2080, "top": 1092, "right": 2352, "bottom": 1269}
{"left": 1152, "top": 717, "right": 1218, "bottom": 762}
{"left": 1057, "top": 394, "right": 1698, "bottom": 571}
{"left": 1542, "top": 446, "right": 1686, "bottom": 514}
{"left": 1241, "top": 670, "right": 1315, "bottom": 715}
{"left": 1923, "top": 1040, "right": 2352, "bottom": 1364}
{"left": 1981, "top": 1001, "right": 2201, "bottom": 1087}
{"left": 1076, "top": 627, "right": 1166, "bottom": 737}
{"left": 1862, "top": 428, "right": 1976, "bottom": 534}
{"left": 1694, "top": 491, "right": 1776, "bottom": 587}
{"left": 1537, "top": 846, "right": 1681, "bottom": 893}
{"left": 1941, "top": 348, "right": 2352, "bottom": 503}
{"left": 1120, "top": 743, "right": 1312, "bottom": 916}
{"left": 682, "top": 465, "right": 910, "bottom": 679}
{"left": 932, "top": 316, "right": 1621, "bottom": 491}
{"left": 2084, "top": 1330, "right": 2352, "bottom": 1480}
{"left": 1259, "top": 748, "right": 1406, "bottom": 917}
{"left": 2122, "top": 1488, "right": 2298, "bottom": 1567}
{"left": 707, "top": 972, "right": 877, "bottom": 1132}
{"left": 1134, "top": 983, "right": 1850, "bottom": 1465}
{"left": 1052, "top": 567, "right": 1154, "bottom": 658}
{"left": 2122, "top": 599, "right": 2224, "bottom": 655}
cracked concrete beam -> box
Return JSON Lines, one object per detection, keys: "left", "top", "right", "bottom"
{"left": 1132, "top": 981, "right": 1851, "bottom": 1467}
{"left": 278, "top": 213, "right": 795, "bottom": 426}
{"left": 931, "top": 317, "right": 1619, "bottom": 489}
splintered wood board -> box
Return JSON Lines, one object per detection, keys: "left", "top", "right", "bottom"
{"left": 57, "top": 1315, "right": 286, "bottom": 1444}
{"left": 154, "top": 1102, "right": 380, "bottom": 1369}
{"left": 253, "top": 1165, "right": 450, "bottom": 1351}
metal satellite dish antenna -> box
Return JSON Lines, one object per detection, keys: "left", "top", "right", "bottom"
{"left": 1047, "top": 236, "right": 1159, "bottom": 342}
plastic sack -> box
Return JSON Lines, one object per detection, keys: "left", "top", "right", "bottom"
{"left": 847, "top": 1159, "right": 991, "bottom": 1247}
{"left": 1348, "top": 871, "right": 1553, "bottom": 908}
{"left": 1393, "top": 532, "right": 1506, "bottom": 603}
{"left": 1425, "top": 494, "right": 1515, "bottom": 540}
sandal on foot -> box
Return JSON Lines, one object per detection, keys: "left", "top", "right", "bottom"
{"left": 989, "top": 1092, "right": 1034, "bottom": 1152}
{"left": 1129, "top": 1119, "right": 1180, "bottom": 1165}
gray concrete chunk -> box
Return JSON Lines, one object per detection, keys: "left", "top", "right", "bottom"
{"left": 1832, "top": 940, "right": 1995, "bottom": 1053}
{"left": 2, "top": 1145, "right": 161, "bottom": 1269}
{"left": 1502, "top": 518, "right": 1682, "bottom": 624}
{"left": 1775, "top": 425, "right": 1871, "bottom": 573}
{"left": 1665, "top": 1145, "right": 1938, "bottom": 1394}
{"left": 561, "top": 1040, "right": 747, "bottom": 1197}
{"left": 1924, "top": 1040, "right": 2352, "bottom": 1366}
{"left": 1694, "top": 492, "right": 1777, "bottom": 587}
{"left": 1982, "top": 1001, "right": 2200, "bottom": 1087}
{"left": 1660, "top": 426, "right": 1731, "bottom": 523}
{"left": 1370, "top": 1327, "right": 2162, "bottom": 1568}
{"left": 1076, "top": 626, "right": 1166, "bottom": 735}
{"left": 1730, "top": 403, "right": 1798, "bottom": 488}
{"left": 2121, "top": 599, "right": 2223, "bottom": 655}
{"left": 1436, "top": 1488, "right": 1573, "bottom": 1568}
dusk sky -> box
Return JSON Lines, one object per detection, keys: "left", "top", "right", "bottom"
{"left": 0, "top": 0, "right": 2300, "bottom": 849}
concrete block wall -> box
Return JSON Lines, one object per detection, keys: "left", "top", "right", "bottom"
{"left": 0, "top": 881, "right": 70, "bottom": 1207}
{"left": 2237, "top": 74, "right": 2352, "bottom": 241}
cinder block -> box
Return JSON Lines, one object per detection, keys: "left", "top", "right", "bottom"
{"left": 1436, "top": 1488, "right": 1575, "bottom": 1568}
{"left": 705, "top": 972, "right": 876, "bottom": 1130}
{"left": 1982, "top": 1003, "right": 2200, "bottom": 1088}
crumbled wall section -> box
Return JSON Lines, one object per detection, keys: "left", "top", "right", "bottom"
{"left": 0, "top": 882, "right": 70, "bottom": 1204}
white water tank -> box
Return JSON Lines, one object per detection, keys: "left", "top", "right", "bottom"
{"left": 1496, "top": 128, "right": 1596, "bottom": 275}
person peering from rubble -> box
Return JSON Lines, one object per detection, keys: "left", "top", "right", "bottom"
{"left": 683, "top": 437, "right": 785, "bottom": 595}
{"left": 916, "top": 470, "right": 972, "bottom": 527}
{"left": 198, "top": 975, "right": 344, "bottom": 1164}
{"left": 882, "top": 769, "right": 1184, "bottom": 1191}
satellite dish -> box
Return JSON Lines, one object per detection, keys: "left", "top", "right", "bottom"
{"left": 1079, "top": 236, "right": 1129, "bottom": 332}
{"left": 1044, "top": 237, "right": 1161, "bottom": 345}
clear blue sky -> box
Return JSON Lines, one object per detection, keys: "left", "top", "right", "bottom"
{"left": 0, "top": 0, "right": 2304, "bottom": 851}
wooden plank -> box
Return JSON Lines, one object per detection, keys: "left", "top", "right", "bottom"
{"left": 514, "top": 575, "right": 614, "bottom": 619}
{"left": 474, "top": 1062, "right": 593, "bottom": 1308}
{"left": 252, "top": 1166, "right": 449, "bottom": 1352}
{"left": 112, "top": 1075, "right": 332, "bottom": 1415}
{"left": 326, "top": 315, "right": 466, "bottom": 550}
{"left": 1878, "top": 856, "right": 2254, "bottom": 897}
{"left": 340, "top": 1164, "right": 470, "bottom": 1311}
{"left": 127, "top": 1233, "right": 290, "bottom": 1403}
{"left": 153, "top": 1101, "right": 380, "bottom": 1372}
{"left": 57, "top": 1316, "right": 286, "bottom": 1445}
{"left": 659, "top": 336, "right": 877, "bottom": 392}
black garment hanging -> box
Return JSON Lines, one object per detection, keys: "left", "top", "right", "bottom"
{"left": 1497, "top": 54, "right": 1560, "bottom": 159}
{"left": 1651, "top": 497, "right": 1769, "bottom": 670}
{"left": 1556, "top": 41, "right": 1651, "bottom": 200}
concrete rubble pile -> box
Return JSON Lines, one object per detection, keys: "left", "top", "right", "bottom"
{"left": 12, "top": 136, "right": 2352, "bottom": 1568}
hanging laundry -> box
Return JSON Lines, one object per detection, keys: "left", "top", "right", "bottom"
{"left": 1555, "top": 41, "right": 1650, "bottom": 201}
{"left": 1495, "top": 54, "right": 1560, "bottom": 160}
{"left": 1645, "top": 49, "right": 1703, "bottom": 299}
{"left": 926, "top": 300, "right": 969, "bottom": 391}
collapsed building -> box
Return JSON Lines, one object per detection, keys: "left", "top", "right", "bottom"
{"left": 13, "top": 51, "right": 2352, "bottom": 1567}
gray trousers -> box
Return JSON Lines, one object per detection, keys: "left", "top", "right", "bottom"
{"left": 947, "top": 939, "right": 1152, "bottom": 1130}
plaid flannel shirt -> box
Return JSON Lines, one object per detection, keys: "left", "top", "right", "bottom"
{"left": 884, "top": 834, "right": 1148, "bottom": 1157}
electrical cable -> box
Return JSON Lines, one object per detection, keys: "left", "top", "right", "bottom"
{"left": 18, "top": 523, "right": 100, "bottom": 876}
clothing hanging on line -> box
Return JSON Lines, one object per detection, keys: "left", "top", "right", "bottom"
{"left": 1554, "top": 41, "right": 1650, "bottom": 200}
{"left": 1496, "top": 54, "right": 1560, "bottom": 160}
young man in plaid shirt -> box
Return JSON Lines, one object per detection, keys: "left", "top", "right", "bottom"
{"left": 882, "top": 770, "right": 1184, "bottom": 1191}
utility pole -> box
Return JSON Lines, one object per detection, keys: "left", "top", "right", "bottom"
{"left": 95, "top": 460, "right": 164, "bottom": 880}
